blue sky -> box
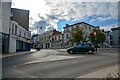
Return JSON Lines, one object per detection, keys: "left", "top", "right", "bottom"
{"left": 12, "top": 0, "right": 118, "bottom": 35}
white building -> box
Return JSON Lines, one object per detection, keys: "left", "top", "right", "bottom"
{"left": 9, "top": 20, "right": 31, "bottom": 53}
{"left": 51, "top": 30, "right": 63, "bottom": 49}
{"left": 34, "top": 29, "right": 63, "bottom": 49}
{"left": 37, "top": 30, "right": 53, "bottom": 49}
{"left": 63, "top": 22, "right": 99, "bottom": 48}
{"left": 1, "top": 2, "right": 31, "bottom": 54}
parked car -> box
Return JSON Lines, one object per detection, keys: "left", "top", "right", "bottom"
{"left": 67, "top": 43, "right": 95, "bottom": 54}
{"left": 35, "top": 45, "right": 41, "bottom": 51}
{"left": 35, "top": 47, "right": 41, "bottom": 51}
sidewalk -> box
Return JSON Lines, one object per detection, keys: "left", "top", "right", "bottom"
{"left": 78, "top": 64, "right": 119, "bottom": 78}
{"left": 2, "top": 49, "right": 37, "bottom": 58}
{"left": 58, "top": 48, "right": 118, "bottom": 53}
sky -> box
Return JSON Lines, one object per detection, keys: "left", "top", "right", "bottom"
{"left": 11, "top": 0, "right": 119, "bottom": 35}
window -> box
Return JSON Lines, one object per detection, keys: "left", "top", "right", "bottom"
{"left": 19, "top": 30, "right": 21, "bottom": 36}
{"left": 59, "top": 36, "right": 60, "bottom": 40}
{"left": 83, "top": 44, "right": 90, "bottom": 47}
{"left": 15, "top": 25, "right": 17, "bottom": 35}
{"left": 52, "top": 38, "right": 54, "bottom": 41}
{"left": 85, "top": 25, "right": 87, "bottom": 29}
{"left": 89, "top": 27, "right": 91, "bottom": 30}
{"left": 119, "top": 37, "right": 120, "bottom": 40}
{"left": 24, "top": 33, "right": 26, "bottom": 37}
{"left": 55, "top": 37, "right": 57, "bottom": 41}
{"left": 119, "top": 41, "right": 120, "bottom": 45}
{"left": 66, "top": 34, "right": 69, "bottom": 39}
{"left": 76, "top": 44, "right": 82, "bottom": 47}
{"left": 49, "top": 36, "right": 51, "bottom": 40}
{"left": 110, "top": 35, "right": 113, "bottom": 40}
{"left": 12, "top": 24, "right": 14, "bottom": 34}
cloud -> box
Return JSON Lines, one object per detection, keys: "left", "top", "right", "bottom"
{"left": 100, "top": 23, "right": 118, "bottom": 31}
{"left": 29, "top": 1, "right": 118, "bottom": 35}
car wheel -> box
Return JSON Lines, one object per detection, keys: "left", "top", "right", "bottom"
{"left": 69, "top": 50, "right": 74, "bottom": 54}
{"left": 88, "top": 50, "right": 93, "bottom": 54}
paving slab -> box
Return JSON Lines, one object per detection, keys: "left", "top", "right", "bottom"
{"left": 78, "top": 64, "right": 118, "bottom": 78}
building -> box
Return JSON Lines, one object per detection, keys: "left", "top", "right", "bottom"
{"left": 11, "top": 8, "right": 29, "bottom": 30}
{"left": 31, "top": 34, "right": 38, "bottom": 48}
{"left": 34, "top": 29, "right": 63, "bottom": 49}
{"left": 9, "top": 20, "right": 31, "bottom": 52}
{"left": 38, "top": 30, "right": 53, "bottom": 49}
{"left": 104, "top": 31, "right": 113, "bottom": 47}
{"left": 10, "top": 8, "right": 30, "bottom": 53}
{"left": 1, "top": 2, "right": 31, "bottom": 54}
{"left": 1, "top": 2, "right": 11, "bottom": 54}
{"left": 63, "top": 22, "right": 99, "bottom": 48}
{"left": 111, "top": 27, "right": 120, "bottom": 48}
{"left": 51, "top": 30, "right": 63, "bottom": 49}
{"left": 0, "top": 1, "right": 2, "bottom": 54}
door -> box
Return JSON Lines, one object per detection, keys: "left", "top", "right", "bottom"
{"left": 75, "top": 44, "right": 83, "bottom": 52}
{"left": 82, "top": 44, "right": 89, "bottom": 52}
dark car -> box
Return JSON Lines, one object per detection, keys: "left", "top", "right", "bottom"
{"left": 67, "top": 43, "right": 95, "bottom": 54}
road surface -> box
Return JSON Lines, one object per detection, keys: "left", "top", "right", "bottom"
{"left": 2, "top": 50, "right": 118, "bottom": 78}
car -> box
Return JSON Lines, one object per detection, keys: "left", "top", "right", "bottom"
{"left": 67, "top": 43, "right": 95, "bottom": 54}
{"left": 35, "top": 47, "right": 41, "bottom": 51}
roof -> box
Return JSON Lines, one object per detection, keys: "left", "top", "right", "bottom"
{"left": 63, "top": 22, "right": 97, "bottom": 29}
{"left": 52, "top": 30, "right": 62, "bottom": 35}
{"left": 111, "top": 27, "right": 120, "bottom": 31}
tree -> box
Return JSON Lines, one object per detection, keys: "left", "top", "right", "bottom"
{"left": 70, "top": 26, "right": 84, "bottom": 45}
{"left": 89, "top": 29, "right": 106, "bottom": 47}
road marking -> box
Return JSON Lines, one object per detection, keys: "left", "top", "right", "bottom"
{"left": 24, "top": 55, "right": 84, "bottom": 65}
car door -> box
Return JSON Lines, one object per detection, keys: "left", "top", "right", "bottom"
{"left": 82, "top": 44, "right": 89, "bottom": 52}
{"left": 74, "top": 45, "right": 80, "bottom": 52}
{"left": 77, "top": 44, "right": 84, "bottom": 52}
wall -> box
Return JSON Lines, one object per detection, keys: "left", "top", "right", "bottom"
{"left": 9, "top": 36, "right": 16, "bottom": 53}
{"left": 112, "top": 29, "right": 120, "bottom": 47}
{"left": 0, "top": 1, "right": 1, "bottom": 78}
{"left": 63, "top": 22, "right": 96, "bottom": 48}
{"left": 9, "top": 20, "right": 31, "bottom": 52}
{"left": 0, "top": 1, "right": 2, "bottom": 33}
{"left": 11, "top": 8, "right": 29, "bottom": 30}
{"left": 2, "top": 2, "right": 11, "bottom": 34}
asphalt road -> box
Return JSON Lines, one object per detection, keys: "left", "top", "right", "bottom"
{"left": 2, "top": 50, "right": 118, "bottom": 78}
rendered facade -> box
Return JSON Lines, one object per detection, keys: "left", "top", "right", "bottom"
{"left": 63, "top": 22, "right": 99, "bottom": 48}
{"left": 1, "top": 2, "right": 31, "bottom": 54}
{"left": 33, "top": 29, "right": 63, "bottom": 49}
{"left": 111, "top": 27, "right": 120, "bottom": 48}
{"left": 1, "top": 2, "right": 11, "bottom": 54}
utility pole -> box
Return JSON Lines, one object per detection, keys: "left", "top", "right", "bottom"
{"left": 37, "top": 26, "right": 38, "bottom": 35}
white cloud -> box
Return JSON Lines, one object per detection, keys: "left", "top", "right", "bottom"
{"left": 100, "top": 23, "right": 118, "bottom": 31}
{"left": 12, "top": 0, "right": 118, "bottom": 35}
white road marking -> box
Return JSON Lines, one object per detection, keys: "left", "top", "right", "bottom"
{"left": 24, "top": 55, "right": 84, "bottom": 65}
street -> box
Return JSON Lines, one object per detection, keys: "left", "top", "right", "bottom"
{"left": 2, "top": 49, "right": 118, "bottom": 78}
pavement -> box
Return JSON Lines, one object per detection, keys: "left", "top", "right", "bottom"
{"left": 78, "top": 64, "right": 119, "bottom": 78}
{"left": 2, "top": 49, "right": 37, "bottom": 58}
{"left": 58, "top": 48, "right": 119, "bottom": 53}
